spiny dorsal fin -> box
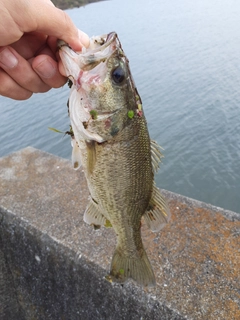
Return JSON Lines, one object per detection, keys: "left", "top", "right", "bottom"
{"left": 84, "top": 198, "right": 112, "bottom": 229}
{"left": 151, "top": 140, "right": 164, "bottom": 173}
{"left": 144, "top": 184, "right": 171, "bottom": 232}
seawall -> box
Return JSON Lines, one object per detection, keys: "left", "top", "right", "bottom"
{"left": 0, "top": 147, "right": 239, "bottom": 319}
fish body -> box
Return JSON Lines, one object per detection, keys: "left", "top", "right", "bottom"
{"left": 59, "top": 32, "right": 170, "bottom": 287}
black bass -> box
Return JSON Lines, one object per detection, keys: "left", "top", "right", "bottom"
{"left": 58, "top": 32, "right": 170, "bottom": 287}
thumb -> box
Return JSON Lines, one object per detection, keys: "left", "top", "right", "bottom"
{"left": 12, "top": 0, "right": 89, "bottom": 50}
{"left": 32, "top": 6, "right": 90, "bottom": 50}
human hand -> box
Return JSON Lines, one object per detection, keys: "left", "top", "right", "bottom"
{"left": 0, "top": 0, "right": 89, "bottom": 100}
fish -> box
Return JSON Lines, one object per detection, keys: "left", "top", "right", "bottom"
{"left": 58, "top": 32, "right": 171, "bottom": 287}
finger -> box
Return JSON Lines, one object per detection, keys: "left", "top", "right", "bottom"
{"left": 0, "top": 68, "right": 33, "bottom": 100}
{"left": 10, "top": 32, "right": 48, "bottom": 60}
{"left": 47, "top": 35, "right": 60, "bottom": 55}
{"left": 58, "top": 60, "right": 67, "bottom": 77}
{"left": 32, "top": 53, "right": 67, "bottom": 89}
{"left": 14, "top": 2, "right": 89, "bottom": 51}
{"left": 0, "top": 46, "right": 51, "bottom": 93}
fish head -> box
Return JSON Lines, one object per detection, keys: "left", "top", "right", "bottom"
{"left": 58, "top": 32, "right": 140, "bottom": 143}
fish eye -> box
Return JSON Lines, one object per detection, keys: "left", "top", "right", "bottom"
{"left": 111, "top": 66, "right": 125, "bottom": 84}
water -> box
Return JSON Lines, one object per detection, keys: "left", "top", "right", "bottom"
{"left": 0, "top": 0, "right": 240, "bottom": 213}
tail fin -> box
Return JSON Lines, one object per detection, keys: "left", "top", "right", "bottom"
{"left": 108, "top": 248, "right": 156, "bottom": 287}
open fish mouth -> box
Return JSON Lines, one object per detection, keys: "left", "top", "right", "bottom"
{"left": 79, "top": 32, "right": 118, "bottom": 71}
{"left": 58, "top": 32, "right": 119, "bottom": 81}
{"left": 58, "top": 32, "right": 117, "bottom": 59}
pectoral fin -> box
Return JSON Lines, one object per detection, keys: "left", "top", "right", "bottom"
{"left": 71, "top": 138, "right": 81, "bottom": 170}
{"left": 86, "top": 140, "right": 96, "bottom": 174}
{"left": 84, "top": 199, "right": 112, "bottom": 229}
{"left": 144, "top": 185, "right": 171, "bottom": 232}
{"left": 151, "top": 140, "right": 164, "bottom": 173}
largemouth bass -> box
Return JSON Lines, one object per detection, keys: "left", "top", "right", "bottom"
{"left": 58, "top": 32, "right": 170, "bottom": 287}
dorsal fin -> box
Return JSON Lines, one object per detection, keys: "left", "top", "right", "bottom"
{"left": 151, "top": 140, "right": 164, "bottom": 173}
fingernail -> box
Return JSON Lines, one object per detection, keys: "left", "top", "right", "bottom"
{"left": 78, "top": 29, "right": 90, "bottom": 48}
{"left": 35, "top": 58, "right": 56, "bottom": 78}
{"left": 0, "top": 48, "right": 18, "bottom": 68}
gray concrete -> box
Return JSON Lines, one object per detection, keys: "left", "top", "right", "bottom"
{"left": 0, "top": 147, "right": 239, "bottom": 320}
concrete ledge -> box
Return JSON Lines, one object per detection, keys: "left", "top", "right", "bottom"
{"left": 0, "top": 147, "right": 239, "bottom": 320}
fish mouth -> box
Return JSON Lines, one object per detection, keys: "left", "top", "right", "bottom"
{"left": 81, "top": 32, "right": 118, "bottom": 68}
{"left": 58, "top": 32, "right": 117, "bottom": 56}
{"left": 58, "top": 32, "right": 119, "bottom": 78}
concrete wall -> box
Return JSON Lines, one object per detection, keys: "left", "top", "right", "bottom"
{"left": 0, "top": 147, "right": 239, "bottom": 320}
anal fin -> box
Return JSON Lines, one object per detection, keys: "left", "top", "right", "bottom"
{"left": 84, "top": 199, "right": 112, "bottom": 229}
{"left": 144, "top": 185, "right": 171, "bottom": 232}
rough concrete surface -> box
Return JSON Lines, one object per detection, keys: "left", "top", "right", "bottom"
{"left": 0, "top": 147, "right": 239, "bottom": 320}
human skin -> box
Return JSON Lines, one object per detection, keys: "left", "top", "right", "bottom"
{"left": 0, "top": 0, "right": 89, "bottom": 100}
